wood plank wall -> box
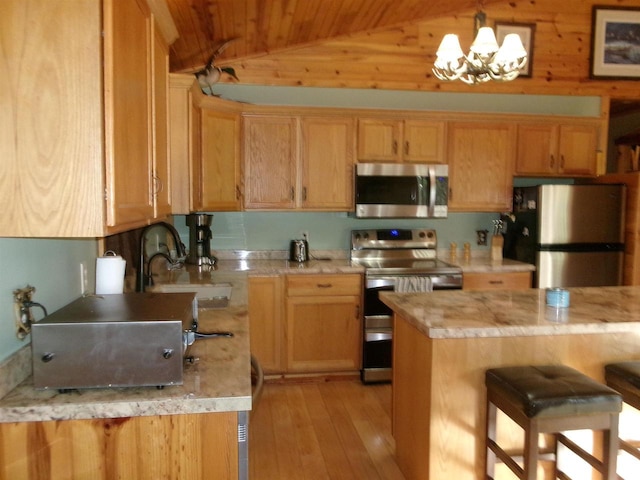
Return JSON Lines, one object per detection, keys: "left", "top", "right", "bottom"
{"left": 218, "top": 0, "right": 640, "bottom": 99}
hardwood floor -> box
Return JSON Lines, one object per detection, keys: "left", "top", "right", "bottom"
{"left": 249, "top": 379, "right": 406, "bottom": 480}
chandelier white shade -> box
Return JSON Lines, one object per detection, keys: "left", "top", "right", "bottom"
{"left": 433, "top": 14, "right": 528, "bottom": 85}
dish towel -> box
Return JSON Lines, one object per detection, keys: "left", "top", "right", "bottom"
{"left": 395, "top": 276, "right": 433, "bottom": 293}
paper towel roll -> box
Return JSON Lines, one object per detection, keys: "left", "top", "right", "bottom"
{"left": 95, "top": 253, "right": 126, "bottom": 294}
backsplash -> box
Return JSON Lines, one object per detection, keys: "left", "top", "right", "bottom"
{"left": 173, "top": 211, "right": 500, "bottom": 254}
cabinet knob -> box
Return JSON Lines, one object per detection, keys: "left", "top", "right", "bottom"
{"left": 560, "top": 155, "right": 565, "bottom": 169}
{"left": 404, "top": 141, "right": 409, "bottom": 155}
{"left": 235, "top": 185, "right": 241, "bottom": 200}
{"left": 392, "top": 140, "right": 398, "bottom": 154}
{"left": 317, "top": 283, "right": 333, "bottom": 288}
{"left": 302, "top": 187, "right": 307, "bottom": 201}
{"left": 291, "top": 187, "right": 295, "bottom": 201}
{"left": 550, "top": 154, "right": 555, "bottom": 168}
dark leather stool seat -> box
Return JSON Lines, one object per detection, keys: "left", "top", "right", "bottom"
{"left": 605, "top": 361, "right": 640, "bottom": 462}
{"left": 485, "top": 365, "right": 621, "bottom": 480}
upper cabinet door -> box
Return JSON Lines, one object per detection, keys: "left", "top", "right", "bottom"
{"left": 300, "top": 117, "right": 355, "bottom": 210}
{"left": 152, "top": 22, "right": 172, "bottom": 218}
{"left": 357, "top": 119, "right": 402, "bottom": 162}
{"left": 0, "top": 0, "right": 106, "bottom": 237}
{"left": 448, "top": 122, "right": 516, "bottom": 212}
{"left": 105, "top": 0, "right": 154, "bottom": 227}
{"left": 515, "top": 124, "right": 559, "bottom": 175}
{"left": 199, "top": 108, "right": 242, "bottom": 211}
{"left": 243, "top": 116, "right": 298, "bottom": 209}
{"left": 557, "top": 124, "right": 599, "bottom": 176}
{"left": 403, "top": 120, "right": 446, "bottom": 163}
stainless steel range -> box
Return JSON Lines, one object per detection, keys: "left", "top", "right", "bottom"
{"left": 350, "top": 228, "right": 463, "bottom": 383}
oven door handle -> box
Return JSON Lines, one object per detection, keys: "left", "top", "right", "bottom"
{"left": 366, "top": 277, "right": 398, "bottom": 289}
{"left": 365, "top": 329, "right": 392, "bottom": 342}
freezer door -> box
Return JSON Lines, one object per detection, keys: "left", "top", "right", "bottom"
{"left": 536, "top": 251, "right": 624, "bottom": 288}
{"left": 538, "top": 185, "right": 625, "bottom": 245}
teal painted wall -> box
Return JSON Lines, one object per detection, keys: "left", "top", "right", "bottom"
{"left": 211, "top": 85, "right": 602, "bottom": 117}
{"left": 174, "top": 212, "right": 500, "bottom": 253}
{"left": 0, "top": 239, "right": 97, "bottom": 363}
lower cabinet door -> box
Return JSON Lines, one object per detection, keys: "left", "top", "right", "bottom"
{"left": 286, "top": 295, "right": 361, "bottom": 373}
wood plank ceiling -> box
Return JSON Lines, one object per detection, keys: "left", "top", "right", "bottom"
{"left": 165, "top": 0, "right": 640, "bottom": 112}
{"left": 166, "top": 0, "right": 505, "bottom": 73}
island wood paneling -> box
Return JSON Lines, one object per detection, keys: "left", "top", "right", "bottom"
{"left": 0, "top": 412, "right": 238, "bottom": 480}
{"left": 166, "top": 0, "right": 640, "bottom": 100}
{"left": 393, "top": 316, "right": 640, "bottom": 480}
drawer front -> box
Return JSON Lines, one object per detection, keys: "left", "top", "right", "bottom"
{"left": 463, "top": 271, "right": 532, "bottom": 291}
{"left": 286, "top": 274, "right": 362, "bottom": 296}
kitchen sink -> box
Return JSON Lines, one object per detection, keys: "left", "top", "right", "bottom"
{"left": 150, "top": 283, "right": 232, "bottom": 309}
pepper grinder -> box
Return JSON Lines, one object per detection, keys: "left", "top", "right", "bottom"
{"left": 449, "top": 242, "right": 457, "bottom": 261}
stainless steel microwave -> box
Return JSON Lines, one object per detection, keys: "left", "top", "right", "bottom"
{"left": 354, "top": 163, "right": 448, "bottom": 218}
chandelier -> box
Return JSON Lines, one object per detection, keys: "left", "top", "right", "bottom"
{"left": 432, "top": 11, "right": 527, "bottom": 85}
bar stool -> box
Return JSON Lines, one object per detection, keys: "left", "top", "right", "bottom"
{"left": 604, "top": 361, "right": 640, "bottom": 462}
{"left": 485, "top": 365, "right": 622, "bottom": 480}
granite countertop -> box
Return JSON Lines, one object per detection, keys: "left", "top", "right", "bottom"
{"left": 450, "top": 256, "right": 536, "bottom": 273}
{"left": 380, "top": 286, "right": 640, "bottom": 340}
{"left": 0, "top": 307, "right": 251, "bottom": 423}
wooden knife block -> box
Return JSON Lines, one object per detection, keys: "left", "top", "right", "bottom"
{"left": 491, "top": 234, "right": 503, "bottom": 261}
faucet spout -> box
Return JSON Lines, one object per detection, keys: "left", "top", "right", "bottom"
{"left": 136, "top": 222, "right": 187, "bottom": 292}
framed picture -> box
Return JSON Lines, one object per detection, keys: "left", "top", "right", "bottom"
{"left": 591, "top": 6, "right": 640, "bottom": 79}
{"left": 494, "top": 22, "right": 535, "bottom": 77}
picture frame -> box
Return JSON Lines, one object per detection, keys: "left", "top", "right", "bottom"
{"left": 591, "top": 6, "right": 640, "bottom": 79}
{"left": 494, "top": 22, "right": 535, "bottom": 78}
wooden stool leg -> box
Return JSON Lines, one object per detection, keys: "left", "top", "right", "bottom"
{"left": 603, "top": 413, "right": 620, "bottom": 480}
{"left": 485, "top": 400, "right": 497, "bottom": 479}
{"left": 523, "top": 419, "right": 539, "bottom": 480}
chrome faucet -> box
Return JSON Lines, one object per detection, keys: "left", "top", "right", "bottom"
{"left": 136, "top": 222, "right": 187, "bottom": 292}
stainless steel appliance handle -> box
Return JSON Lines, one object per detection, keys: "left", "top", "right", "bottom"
{"left": 365, "top": 330, "right": 392, "bottom": 342}
{"left": 429, "top": 165, "right": 436, "bottom": 217}
{"left": 366, "top": 277, "right": 397, "bottom": 289}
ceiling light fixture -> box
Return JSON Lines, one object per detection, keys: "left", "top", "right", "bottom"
{"left": 432, "top": 9, "right": 527, "bottom": 85}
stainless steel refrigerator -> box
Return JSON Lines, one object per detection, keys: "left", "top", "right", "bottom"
{"left": 503, "top": 184, "right": 626, "bottom": 288}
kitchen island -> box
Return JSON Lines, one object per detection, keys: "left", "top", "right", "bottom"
{"left": 380, "top": 286, "right": 640, "bottom": 480}
{"left": 0, "top": 306, "right": 251, "bottom": 480}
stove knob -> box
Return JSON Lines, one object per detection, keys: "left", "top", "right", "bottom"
{"left": 426, "top": 231, "right": 434, "bottom": 239}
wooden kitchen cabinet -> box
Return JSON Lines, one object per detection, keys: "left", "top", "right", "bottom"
{"left": 357, "top": 118, "right": 446, "bottom": 163}
{"left": 285, "top": 274, "right": 362, "bottom": 373}
{"left": 463, "top": 271, "right": 532, "bottom": 290}
{"left": 168, "top": 75, "right": 200, "bottom": 214}
{"left": 515, "top": 122, "right": 600, "bottom": 177}
{"left": 447, "top": 121, "right": 516, "bottom": 212}
{"left": 198, "top": 103, "right": 242, "bottom": 211}
{"left": 0, "top": 0, "right": 177, "bottom": 236}
{"left": 243, "top": 115, "right": 298, "bottom": 209}
{"left": 151, "top": 22, "right": 172, "bottom": 219}
{"left": 0, "top": 412, "right": 239, "bottom": 480}
{"left": 106, "top": 0, "right": 175, "bottom": 229}
{"left": 243, "top": 114, "right": 355, "bottom": 211}
{"left": 248, "top": 275, "right": 285, "bottom": 374}
{"left": 301, "top": 116, "right": 355, "bottom": 210}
